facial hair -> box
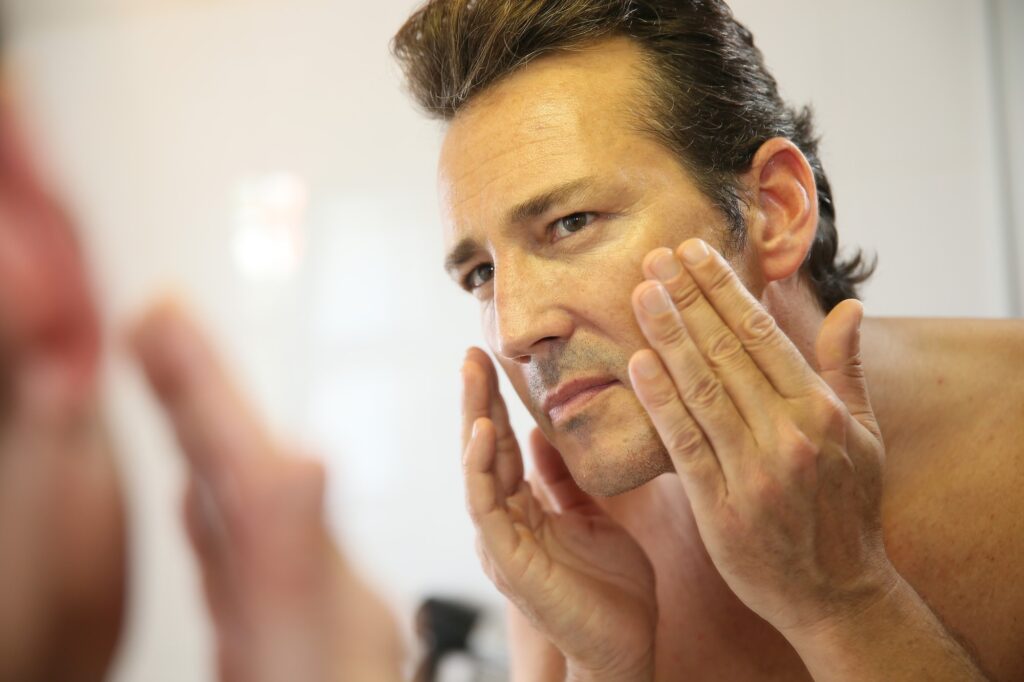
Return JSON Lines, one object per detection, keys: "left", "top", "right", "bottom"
{"left": 525, "top": 340, "right": 632, "bottom": 437}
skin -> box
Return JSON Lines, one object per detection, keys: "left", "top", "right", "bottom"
{"left": 0, "top": 88, "right": 402, "bottom": 681}
{"left": 130, "top": 302, "right": 404, "bottom": 682}
{"left": 0, "top": 90, "right": 125, "bottom": 682}
{"left": 441, "top": 42, "right": 741, "bottom": 497}
{"left": 443, "top": 37, "right": 1024, "bottom": 680}
{"left": 0, "top": 373, "right": 126, "bottom": 682}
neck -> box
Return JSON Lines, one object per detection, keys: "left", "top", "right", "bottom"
{"left": 762, "top": 280, "right": 914, "bottom": 451}
{"left": 760, "top": 276, "right": 825, "bottom": 367}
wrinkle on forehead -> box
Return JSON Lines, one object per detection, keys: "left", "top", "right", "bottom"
{"left": 440, "top": 107, "right": 584, "bottom": 233}
{"left": 437, "top": 39, "right": 652, "bottom": 247}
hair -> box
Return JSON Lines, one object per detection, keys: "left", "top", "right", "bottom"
{"left": 392, "top": 0, "right": 875, "bottom": 311}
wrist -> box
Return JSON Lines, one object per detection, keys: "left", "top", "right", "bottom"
{"left": 783, "top": 567, "right": 909, "bottom": 670}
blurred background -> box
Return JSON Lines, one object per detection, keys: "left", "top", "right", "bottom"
{"left": 0, "top": 0, "right": 1020, "bottom": 680}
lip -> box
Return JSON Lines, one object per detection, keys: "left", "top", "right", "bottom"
{"left": 543, "top": 376, "right": 620, "bottom": 424}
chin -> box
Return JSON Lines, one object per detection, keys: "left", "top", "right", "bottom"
{"left": 556, "top": 416, "right": 672, "bottom": 498}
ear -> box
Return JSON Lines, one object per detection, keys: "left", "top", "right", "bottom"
{"left": 741, "top": 138, "right": 818, "bottom": 283}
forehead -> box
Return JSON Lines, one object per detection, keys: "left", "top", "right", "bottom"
{"left": 437, "top": 38, "right": 655, "bottom": 245}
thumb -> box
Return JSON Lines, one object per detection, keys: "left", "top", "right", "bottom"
{"left": 528, "top": 428, "right": 602, "bottom": 516}
{"left": 815, "top": 299, "right": 880, "bottom": 439}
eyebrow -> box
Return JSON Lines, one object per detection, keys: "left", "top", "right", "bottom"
{"left": 444, "top": 237, "right": 480, "bottom": 275}
{"left": 505, "top": 176, "right": 597, "bottom": 225}
{"left": 442, "top": 176, "right": 599, "bottom": 276}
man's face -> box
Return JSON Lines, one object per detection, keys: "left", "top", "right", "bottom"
{"left": 439, "top": 38, "right": 742, "bottom": 496}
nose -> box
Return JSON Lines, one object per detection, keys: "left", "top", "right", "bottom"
{"left": 489, "top": 253, "right": 573, "bottom": 364}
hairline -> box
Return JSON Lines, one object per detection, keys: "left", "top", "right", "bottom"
{"left": 441, "top": 33, "right": 750, "bottom": 241}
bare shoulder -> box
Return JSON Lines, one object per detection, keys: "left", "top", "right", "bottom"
{"left": 863, "top": 316, "right": 1024, "bottom": 436}
{"left": 864, "top": 317, "right": 1024, "bottom": 680}
{"left": 865, "top": 315, "right": 1024, "bottom": 368}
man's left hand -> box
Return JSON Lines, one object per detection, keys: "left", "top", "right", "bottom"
{"left": 627, "top": 238, "right": 896, "bottom": 642}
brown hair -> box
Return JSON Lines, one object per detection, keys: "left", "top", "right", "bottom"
{"left": 392, "top": 0, "right": 874, "bottom": 311}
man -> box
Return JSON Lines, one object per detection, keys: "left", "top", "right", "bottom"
{"left": 392, "top": 1, "right": 1024, "bottom": 680}
{"left": 0, "top": 80, "right": 402, "bottom": 681}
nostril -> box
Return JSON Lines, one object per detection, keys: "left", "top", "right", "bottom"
{"left": 515, "top": 335, "right": 559, "bottom": 364}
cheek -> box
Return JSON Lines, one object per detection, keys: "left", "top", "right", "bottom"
{"left": 480, "top": 301, "right": 498, "bottom": 348}
{"left": 569, "top": 240, "right": 650, "bottom": 347}
{"left": 494, "top": 354, "right": 538, "bottom": 413}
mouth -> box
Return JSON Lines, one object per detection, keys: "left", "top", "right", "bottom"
{"left": 543, "top": 376, "right": 620, "bottom": 425}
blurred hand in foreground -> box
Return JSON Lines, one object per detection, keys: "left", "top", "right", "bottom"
{"left": 131, "top": 302, "right": 403, "bottom": 682}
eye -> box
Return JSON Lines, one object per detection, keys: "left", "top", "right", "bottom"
{"left": 551, "top": 212, "right": 597, "bottom": 240}
{"left": 464, "top": 262, "right": 494, "bottom": 291}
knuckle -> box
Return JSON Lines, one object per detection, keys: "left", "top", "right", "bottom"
{"left": 644, "top": 382, "right": 680, "bottom": 412}
{"left": 496, "top": 432, "right": 520, "bottom": 457}
{"left": 669, "top": 279, "right": 703, "bottom": 311}
{"left": 774, "top": 421, "right": 821, "bottom": 474}
{"left": 748, "top": 470, "right": 786, "bottom": 508}
{"left": 843, "top": 352, "right": 867, "bottom": 380}
{"left": 813, "top": 394, "right": 848, "bottom": 435}
{"left": 684, "top": 372, "right": 722, "bottom": 410}
{"left": 666, "top": 424, "right": 705, "bottom": 457}
{"left": 739, "top": 306, "right": 777, "bottom": 346}
{"left": 653, "top": 315, "right": 689, "bottom": 348}
{"left": 705, "top": 330, "right": 744, "bottom": 368}
{"left": 705, "top": 263, "right": 735, "bottom": 297}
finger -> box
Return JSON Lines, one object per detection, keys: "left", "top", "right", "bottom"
{"left": 631, "top": 280, "right": 750, "bottom": 476}
{"left": 527, "top": 470, "right": 556, "bottom": 513}
{"left": 628, "top": 348, "right": 727, "bottom": 504}
{"left": 182, "top": 476, "right": 220, "bottom": 561}
{"left": 463, "top": 417, "right": 522, "bottom": 560}
{"left": 675, "top": 239, "right": 822, "bottom": 398}
{"left": 815, "top": 299, "right": 880, "bottom": 440}
{"left": 462, "top": 347, "right": 516, "bottom": 446}
{"left": 527, "top": 428, "right": 601, "bottom": 515}
{"left": 641, "top": 247, "right": 781, "bottom": 432}
{"left": 461, "top": 347, "right": 491, "bottom": 448}
{"left": 130, "top": 299, "right": 272, "bottom": 504}
{"left": 462, "top": 347, "right": 523, "bottom": 493}
{"left": 182, "top": 477, "right": 234, "bottom": 629}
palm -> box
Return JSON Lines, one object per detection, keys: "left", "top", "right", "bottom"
{"left": 511, "top": 484, "right": 655, "bottom": 664}
{"left": 462, "top": 349, "right": 656, "bottom": 675}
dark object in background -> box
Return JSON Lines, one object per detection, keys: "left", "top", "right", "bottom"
{"left": 413, "top": 597, "right": 480, "bottom": 682}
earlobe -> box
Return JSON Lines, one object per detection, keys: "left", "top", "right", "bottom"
{"left": 743, "top": 138, "right": 818, "bottom": 283}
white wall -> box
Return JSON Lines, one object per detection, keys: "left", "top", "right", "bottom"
{"left": 1, "top": 1, "right": 1016, "bottom": 681}
{"left": 992, "top": 0, "right": 1024, "bottom": 314}
{"left": 730, "top": 0, "right": 1013, "bottom": 318}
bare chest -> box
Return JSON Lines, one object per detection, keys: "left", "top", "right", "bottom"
{"left": 619, "top": 426, "right": 1024, "bottom": 681}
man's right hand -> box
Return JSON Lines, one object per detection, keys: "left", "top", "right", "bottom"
{"left": 461, "top": 348, "right": 657, "bottom": 682}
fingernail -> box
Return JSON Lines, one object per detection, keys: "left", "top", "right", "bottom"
{"left": 471, "top": 419, "right": 481, "bottom": 440}
{"left": 640, "top": 283, "right": 672, "bottom": 314}
{"left": 681, "top": 239, "right": 710, "bottom": 265}
{"left": 631, "top": 351, "right": 661, "bottom": 380}
{"left": 649, "top": 249, "right": 682, "bottom": 282}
